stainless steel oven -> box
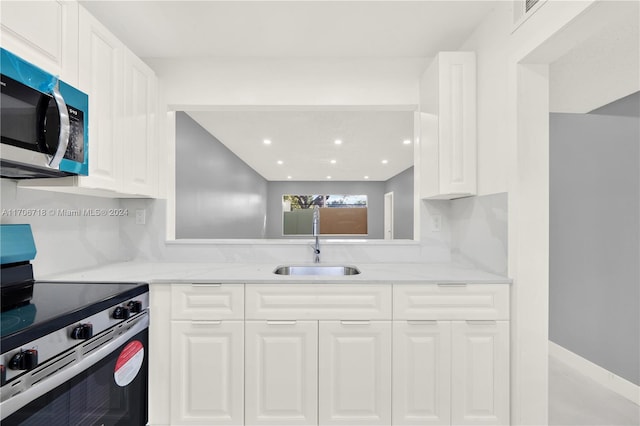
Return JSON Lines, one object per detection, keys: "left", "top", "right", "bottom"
{"left": 0, "top": 226, "right": 149, "bottom": 425}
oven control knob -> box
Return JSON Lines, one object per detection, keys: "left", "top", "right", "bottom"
{"left": 113, "top": 306, "right": 131, "bottom": 320}
{"left": 71, "top": 323, "right": 93, "bottom": 340}
{"left": 1, "top": 365, "right": 6, "bottom": 386}
{"left": 8, "top": 349, "right": 38, "bottom": 371}
{"left": 127, "top": 300, "right": 143, "bottom": 314}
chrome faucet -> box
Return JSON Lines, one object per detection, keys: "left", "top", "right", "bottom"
{"left": 312, "top": 207, "right": 320, "bottom": 263}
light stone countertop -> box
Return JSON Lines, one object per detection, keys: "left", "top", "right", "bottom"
{"left": 41, "top": 261, "right": 512, "bottom": 284}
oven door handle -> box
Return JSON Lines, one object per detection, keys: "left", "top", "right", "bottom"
{"left": 48, "top": 84, "right": 70, "bottom": 168}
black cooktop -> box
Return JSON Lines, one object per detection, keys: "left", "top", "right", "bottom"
{"left": 1, "top": 281, "right": 148, "bottom": 352}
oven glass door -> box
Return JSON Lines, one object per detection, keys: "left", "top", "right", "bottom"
{"left": 3, "top": 328, "right": 148, "bottom": 426}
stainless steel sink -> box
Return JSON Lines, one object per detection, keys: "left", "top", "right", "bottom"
{"left": 273, "top": 265, "right": 361, "bottom": 276}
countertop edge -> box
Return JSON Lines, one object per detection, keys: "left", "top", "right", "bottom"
{"left": 41, "top": 261, "right": 513, "bottom": 285}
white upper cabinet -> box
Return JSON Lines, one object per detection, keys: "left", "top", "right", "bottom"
{"left": 16, "top": 5, "right": 158, "bottom": 198}
{"left": 77, "top": 6, "right": 123, "bottom": 192}
{"left": 420, "top": 52, "right": 477, "bottom": 200}
{"left": 122, "top": 49, "right": 158, "bottom": 197}
{"left": 0, "top": 0, "right": 79, "bottom": 84}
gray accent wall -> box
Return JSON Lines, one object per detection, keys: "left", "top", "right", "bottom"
{"left": 384, "top": 166, "right": 414, "bottom": 239}
{"left": 550, "top": 105, "right": 640, "bottom": 385}
{"left": 266, "top": 181, "right": 386, "bottom": 238}
{"left": 176, "top": 112, "right": 268, "bottom": 239}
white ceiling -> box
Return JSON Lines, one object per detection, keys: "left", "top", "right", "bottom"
{"left": 80, "top": 1, "right": 498, "bottom": 180}
{"left": 79, "top": 1, "right": 497, "bottom": 59}
{"left": 186, "top": 109, "right": 415, "bottom": 181}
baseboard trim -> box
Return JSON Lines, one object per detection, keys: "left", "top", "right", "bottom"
{"left": 549, "top": 341, "right": 640, "bottom": 406}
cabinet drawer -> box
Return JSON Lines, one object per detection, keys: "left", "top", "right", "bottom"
{"left": 171, "top": 284, "right": 244, "bottom": 320}
{"left": 246, "top": 284, "right": 392, "bottom": 320}
{"left": 393, "top": 284, "right": 509, "bottom": 320}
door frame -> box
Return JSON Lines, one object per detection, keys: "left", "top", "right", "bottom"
{"left": 384, "top": 191, "right": 394, "bottom": 240}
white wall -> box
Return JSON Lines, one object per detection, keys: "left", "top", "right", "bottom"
{"left": 457, "top": 1, "right": 640, "bottom": 197}
{"left": 549, "top": 7, "right": 640, "bottom": 113}
{"left": 146, "top": 57, "right": 426, "bottom": 108}
{"left": 454, "top": 1, "right": 640, "bottom": 424}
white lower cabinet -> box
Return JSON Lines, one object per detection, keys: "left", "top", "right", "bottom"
{"left": 170, "top": 320, "right": 244, "bottom": 425}
{"left": 153, "top": 283, "right": 509, "bottom": 426}
{"left": 318, "top": 321, "right": 392, "bottom": 426}
{"left": 392, "top": 320, "right": 509, "bottom": 426}
{"left": 392, "top": 321, "right": 451, "bottom": 426}
{"left": 245, "top": 321, "right": 318, "bottom": 426}
{"left": 451, "top": 321, "right": 510, "bottom": 426}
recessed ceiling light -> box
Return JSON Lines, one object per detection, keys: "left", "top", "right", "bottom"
{"left": 381, "top": 159, "right": 388, "bottom": 164}
{"left": 403, "top": 139, "right": 412, "bottom": 145}
{"left": 330, "top": 159, "right": 337, "bottom": 164}
{"left": 364, "top": 176, "right": 369, "bottom": 179}
{"left": 334, "top": 139, "right": 342, "bottom": 145}
{"left": 263, "top": 139, "right": 271, "bottom": 145}
{"left": 277, "top": 160, "right": 283, "bottom": 165}
{"left": 287, "top": 176, "right": 292, "bottom": 179}
{"left": 326, "top": 175, "right": 332, "bottom": 179}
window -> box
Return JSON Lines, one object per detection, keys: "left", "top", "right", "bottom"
{"left": 282, "top": 194, "right": 368, "bottom": 236}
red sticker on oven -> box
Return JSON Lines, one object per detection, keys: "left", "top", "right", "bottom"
{"left": 114, "top": 340, "right": 144, "bottom": 387}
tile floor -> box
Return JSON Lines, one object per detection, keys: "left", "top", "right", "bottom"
{"left": 549, "top": 355, "right": 640, "bottom": 426}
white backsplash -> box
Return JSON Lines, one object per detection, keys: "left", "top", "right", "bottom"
{"left": 119, "top": 198, "right": 441, "bottom": 264}
{"left": 449, "top": 193, "right": 508, "bottom": 274}
{"left": 420, "top": 193, "right": 508, "bottom": 274}
{"left": 118, "top": 193, "right": 507, "bottom": 269}
{"left": 1, "top": 177, "right": 507, "bottom": 275}
{"left": 0, "top": 179, "right": 122, "bottom": 276}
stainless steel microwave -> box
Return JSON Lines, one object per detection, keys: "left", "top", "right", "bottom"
{"left": 0, "top": 48, "right": 89, "bottom": 179}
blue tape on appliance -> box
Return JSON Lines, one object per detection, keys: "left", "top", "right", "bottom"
{"left": 0, "top": 224, "right": 37, "bottom": 265}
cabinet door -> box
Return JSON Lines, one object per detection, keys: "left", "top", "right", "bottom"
{"left": 420, "top": 52, "right": 476, "bottom": 200}
{"left": 393, "top": 284, "right": 510, "bottom": 321}
{"left": 122, "top": 48, "right": 157, "bottom": 197}
{"left": 319, "top": 321, "right": 392, "bottom": 425}
{"left": 0, "top": 0, "right": 79, "bottom": 84}
{"left": 246, "top": 284, "right": 392, "bottom": 320}
{"left": 78, "top": 6, "right": 123, "bottom": 191}
{"left": 171, "top": 321, "right": 244, "bottom": 425}
{"left": 392, "top": 321, "right": 451, "bottom": 426}
{"left": 451, "top": 321, "right": 509, "bottom": 425}
{"left": 171, "top": 284, "right": 244, "bottom": 321}
{"left": 245, "top": 320, "right": 318, "bottom": 425}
